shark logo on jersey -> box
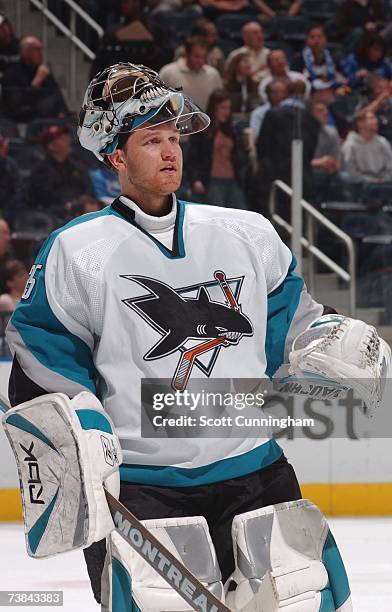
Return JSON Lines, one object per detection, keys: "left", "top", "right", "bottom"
{"left": 121, "top": 271, "right": 253, "bottom": 388}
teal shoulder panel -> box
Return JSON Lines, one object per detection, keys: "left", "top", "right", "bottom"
{"left": 265, "top": 256, "right": 304, "bottom": 377}
{"left": 11, "top": 208, "right": 116, "bottom": 392}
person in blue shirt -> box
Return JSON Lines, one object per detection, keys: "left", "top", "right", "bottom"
{"left": 342, "top": 33, "right": 392, "bottom": 89}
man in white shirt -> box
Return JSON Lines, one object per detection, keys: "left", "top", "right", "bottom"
{"left": 226, "top": 21, "right": 270, "bottom": 83}
{"left": 258, "top": 48, "right": 310, "bottom": 102}
{"left": 159, "top": 35, "right": 222, "bottom": 110}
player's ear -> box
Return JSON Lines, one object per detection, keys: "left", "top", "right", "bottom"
{"left": 107, "top": 149, "right": 126, "bottom": 173}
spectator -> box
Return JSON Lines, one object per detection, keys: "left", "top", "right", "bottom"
{"left": 2, "top": 36, "right": 68, "bottom": 122}
{"left": 334, "top": 0, "right": 385, "bottom": 46}
{"left": 256, "top": 80, "right": 320, "bottom": 211}
{"left": 293, "top": 25, "right": 343, "bottom": 88}
{"left": 226, "top": 22, "right": 270, "bottom": 83}
{"left": 159, "top": 36, "right": 222, "bottom": 110}
{"left": 257, "top": 49, "right": 310, "bottom": 102}
{"left": 28, "top": 126, "right": 93, "bottom": 216}
{"left": 342, "top": 109, "right": 392, "bottom": 183}
{"left": 310, "top": 100, "right": 343, "bottom": 175}
{"left": 0, "top": 260, "right": 28, "bottom": 314}
{"left": 310, "top": 80, "right": 352, "bottom": 137}
{"left": 175, "top": 19, "right": 225, "bottom": 74}
{"left": 90, "top": 166, "right": 121, "bottom": 204}
{"left": 223, "top": 52, "right": 258, "bottom": 112}
{"left": 0, "top": 218, "right": 11, "bottom": 268}
{"left": 250, "top": 77, "right": 289, "bottom": 145}
{"left": 188, "top": 90, "right": 248, "bottom": 209}
{"left": 0, "top": 14, "right": 19, "bottom": 78}
{"left": 0, "top": 133, "right": 26, "bottom": 228}
{"left": 342, "top": 33, "right": 392, "bottom": 89}
{"left": 361, "top": 75, "right": 392, "bottom": 141}
{"left": 309, "top": 100, "right": 346, "bottom": 201}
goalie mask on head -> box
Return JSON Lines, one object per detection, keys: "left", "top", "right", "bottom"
{"left": 78, "top": 62, "right": 210, "bottom": 160}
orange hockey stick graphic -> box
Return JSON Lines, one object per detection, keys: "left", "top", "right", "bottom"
{"left": 172, "top": 271, "right": 240, "bottom": 391}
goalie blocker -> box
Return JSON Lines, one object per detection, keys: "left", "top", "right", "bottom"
{"left": 2, "top": 392, "right": 122, "bottom": 557}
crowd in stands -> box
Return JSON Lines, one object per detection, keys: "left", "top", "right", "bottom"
{"left": 0, "top": 0, "right": 392, "bottom": 336}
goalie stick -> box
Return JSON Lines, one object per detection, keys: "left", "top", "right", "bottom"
{"left": 172, "top": 271, "right": 240, "bottom": 391}
{"left": 0, "top": 396, "right": 229, "bottom": 612}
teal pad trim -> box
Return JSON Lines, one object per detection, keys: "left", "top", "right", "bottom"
{"left": 322, "top": 530, "right": 351, "bottom": 609}
{"left": 112, "top": 557, "right": 141, "bottom": 612}
{"left": 28, "top": 488, "right": 59, "bottom": 554}
{"left": 319, "top": 586, "right": 336, "bottom": 612}
{"left": 5, "top": 413, "right": 59, "bottom": 454}
{"left": 120, "top": 438, "right": 283, "bottom": 486}
{"left": 265, "top": 256, "right": 304, "bottom": 377}
{"left": 310, "top": 316, "right": 343, "bottom": 328}
{"left": 75, "top": 409, "right": 113, "bottom": 434}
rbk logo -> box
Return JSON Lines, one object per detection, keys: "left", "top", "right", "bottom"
{"left": 20, "top": 441, "right": 45, "bottom": 505}
{"left": 122, "top": 270, "right": 254, "bottom": 390}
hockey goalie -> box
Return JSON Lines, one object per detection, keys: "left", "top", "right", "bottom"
{"left": 3, "top": 62, "right": 391, "bottom": 611}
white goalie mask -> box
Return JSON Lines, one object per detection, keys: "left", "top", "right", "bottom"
{"left": 78, "top": 62, "right": 210, "bottom": 159}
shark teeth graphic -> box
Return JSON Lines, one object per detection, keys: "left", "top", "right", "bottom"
{"left": 222, "top": 332, "right": 242, "bottom": 340}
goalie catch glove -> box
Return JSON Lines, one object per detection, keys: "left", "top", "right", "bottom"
{"left": 288, "top": 314, "right": 391, "bottom": 415}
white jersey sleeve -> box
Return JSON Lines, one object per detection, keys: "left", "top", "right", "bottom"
{"left": 6, "top": 209, "right": 116, "bottom": 398}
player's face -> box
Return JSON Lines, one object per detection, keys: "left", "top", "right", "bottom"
{"left": 121, "top": 122, "right": 183, "bottom": 198}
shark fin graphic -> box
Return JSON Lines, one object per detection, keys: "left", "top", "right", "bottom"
{"left": 145, "top": 330, "right": 186, "bottom": 360}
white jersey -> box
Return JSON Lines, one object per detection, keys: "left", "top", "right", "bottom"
{"left": 7, "top": 196, "right": 323, "bottom": 486}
